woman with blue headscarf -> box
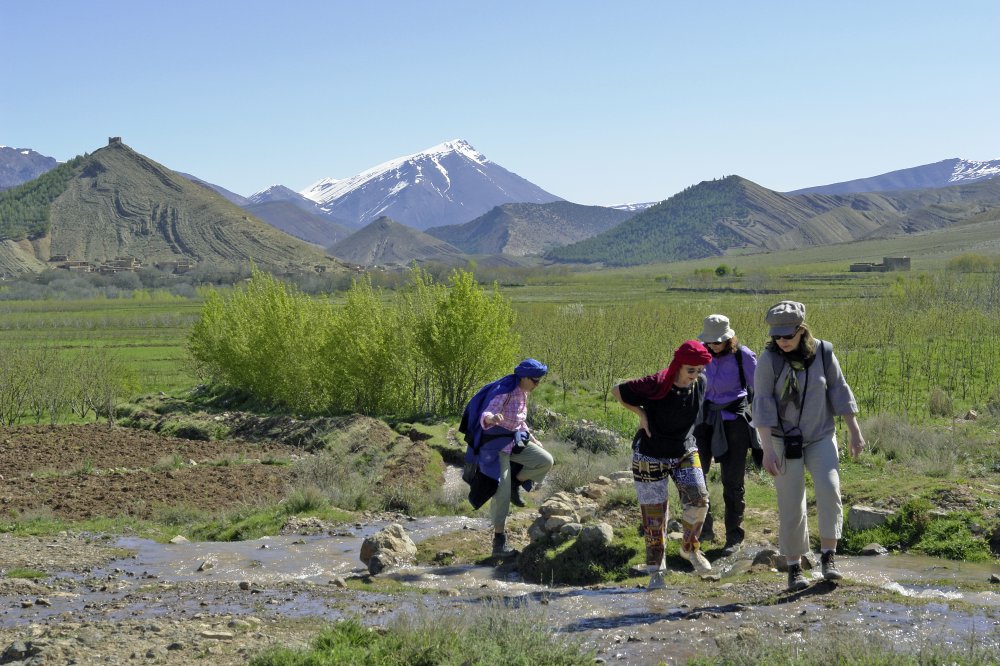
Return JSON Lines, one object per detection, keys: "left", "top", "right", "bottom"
{"left": 460, "top": 358, "right": 554, "bottom": 557}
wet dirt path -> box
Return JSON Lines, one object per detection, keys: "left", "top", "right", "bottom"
{"left": 1, "top": 521, "right": 997, "bottom": 665}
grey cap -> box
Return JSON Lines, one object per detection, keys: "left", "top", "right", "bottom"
{"left": 698, "top": 314, "right": 735, "bottom": 343}
{"left": 766, "top": 300, "right": 805, "bottom": 336}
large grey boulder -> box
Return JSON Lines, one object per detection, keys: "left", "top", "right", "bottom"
{"left": 360, "top": 523, "right": 417, "bottom": 574}
{"left": 847, "top": 505, "right": 895, "bottom": 530}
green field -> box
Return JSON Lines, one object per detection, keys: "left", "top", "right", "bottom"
{"left": 2, "top": 223, "right": 999, "bottom": 422}
{"left": 0, "top": 296, "right": 203, "bottom": 394}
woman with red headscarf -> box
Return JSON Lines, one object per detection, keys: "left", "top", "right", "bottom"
{"left": 612, "top": 340, "right": 715, "bottom": 589}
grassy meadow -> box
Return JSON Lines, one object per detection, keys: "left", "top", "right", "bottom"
{"left": 1, "top": 229, "right": 998, "bottom": 560}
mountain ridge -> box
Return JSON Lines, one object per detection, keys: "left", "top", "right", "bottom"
{"left": 0, "top": 140, "right": 344, "bottom": 275}
{"left": 426, "top": 201, "right": 634, "bottom": 256}
{"left": 328, "top": 216, "right": 464, "bottom": 266}
{"left": 300, "top": 139, "right": 563, "bottom": 230}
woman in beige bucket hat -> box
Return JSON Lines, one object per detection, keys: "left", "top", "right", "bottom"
{"left": 752, "top": 301, "right": 866, "bottom": 592}
{"left": 695, "top": 314, "right": 759, "bottom": 556}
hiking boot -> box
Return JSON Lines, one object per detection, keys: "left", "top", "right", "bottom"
{"left": 682, "top": 547, "right": 713, "bottom": 575}
{"left": 491, "top": 533, "right": 516, "bottom": 557}
{"left": 787, "top": 563, "right": 809, "bottom": 592}
{"left": 647, "top": 570, "right": 666, "bottom": 590}
{"left": 510, "top": 483, "right": 526, "bottom": 507}
{"left": 821, "top": 550, "right": 843, "bottom": 580}
{"left": 721, "top": 540, "right": 743, "bottom": 557}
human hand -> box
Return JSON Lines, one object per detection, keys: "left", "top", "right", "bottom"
{"left": 762, "top": 448, "right": 780, "bottom": 477}
{"left": 849, "top": 432, "right": 865, "bottom": 460}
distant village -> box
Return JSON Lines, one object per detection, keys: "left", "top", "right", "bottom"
{"left": 49, "top": 255, "right": 196, "bottom": 275}
{"left": 848, "top": 256, "right": 910, "bottom": 272}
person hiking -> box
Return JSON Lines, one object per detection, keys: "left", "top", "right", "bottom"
{"left": 460, "top": 359, "right": 554, "bottom": 557}
{"left": 612, "top": 340, "right": 714, "bottom": 590}
{"left": 752, "top": 301, "right": 866, "bottom": 592}
{"left": 694, "top": 314, "right": 759, "bottom": 556}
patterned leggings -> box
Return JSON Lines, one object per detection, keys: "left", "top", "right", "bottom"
{"left": 632, "top": 449, "right": 709, "bottom": 569}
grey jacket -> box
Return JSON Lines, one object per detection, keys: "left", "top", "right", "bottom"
{"left": 752, "top": 340, "right": 858, "bottom": 444}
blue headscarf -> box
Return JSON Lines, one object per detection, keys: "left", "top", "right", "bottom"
{"left": 459, "top": 359, "right": 549, "bottom": 480}
{"left": 514, "top": 358, "right": 548, "bottom": 378}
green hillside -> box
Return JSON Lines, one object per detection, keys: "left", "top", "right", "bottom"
{"left": 546, "top": 176, "right": 790, "bottom": 265}
{"left": 0, "top": 156, "right": 85, "bottom": 240}
{"left": 546, "top": 175, "right": 1000, "bottom": 266}
{"left": 0, "top": 140, "right": 345, "bottom": 275}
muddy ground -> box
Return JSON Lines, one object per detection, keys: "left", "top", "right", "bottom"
{"left": 0, "top": 423, "right": 997, "bottom": 665}
{"left": 0, "top": 424, "right": 303, "bottom": 521}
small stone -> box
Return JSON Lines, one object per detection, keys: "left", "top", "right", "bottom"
{"left": 199, "top": 631, "right": 234, "bottom": 640}
{"left": 861, "top": 543, "right": 889, "bottom": 556}
{"left": 168, "top": 535, "right": 189, "bottom": 544}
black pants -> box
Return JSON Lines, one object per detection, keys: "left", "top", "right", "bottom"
{"left": 696, "top": 417, "right": 753, "bottom": 545}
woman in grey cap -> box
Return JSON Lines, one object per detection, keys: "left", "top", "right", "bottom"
{"left": 753, "top": 301, "right": 865, "bottom": 592}
{"left": 694, "top": 314, "right": 758, "bottom": 556}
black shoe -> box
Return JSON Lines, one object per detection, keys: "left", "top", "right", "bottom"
{"left": 491, "top": 533, "right": 515, "bottom": 557}
{"left": 821, "top": 551, "right": 843, "bottom": 580}
{"left": 700, "top": 529, "right": 716, "bottom": 543}
{"left": 787, "top": 563, "right": 809, "bottom": 592}
{"left": 510, "top": 483, "right": 526, "bottom": 507}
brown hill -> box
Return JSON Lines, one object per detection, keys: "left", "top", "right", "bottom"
{"left": 425, "top": 201, "right": 634, "bottom": 256}
{"left": 0, "top": 139, "right": 345, "bottom": 275}
{"left": 328, "top": 216, "right": 465, "bottom": 267}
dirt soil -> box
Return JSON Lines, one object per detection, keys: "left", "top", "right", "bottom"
{"left": 0, "top": 424, "right": 304, "bottom": 521}
{"left": 0, "top": 423, "right": 996, "bottom": 665}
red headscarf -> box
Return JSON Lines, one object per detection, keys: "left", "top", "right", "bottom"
{"left": 649, "top": 340, "right": 714, "bottom": 399}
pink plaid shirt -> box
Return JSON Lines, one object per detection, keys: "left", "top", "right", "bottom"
{"left": 480, "top": 387, "right": 529, "bottom": 453}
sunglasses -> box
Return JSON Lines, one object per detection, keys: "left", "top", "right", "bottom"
{"left": 706, "top": 340, "right": 727, "bottom": 346}
{"left": 772, "top": 330, "right": 800, "bottom": 341}
{"left": 527, "top": 377, "right": 543, "bottom": 384}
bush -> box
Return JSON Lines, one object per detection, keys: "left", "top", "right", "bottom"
{"left": 250, "top": 604, "right": 594, "bottom": 665}
{"left": 863, "top": 415, "right": 957, "bottom": 477}
{"left": 928, "top": 386, "right": 954, "bottom": 417}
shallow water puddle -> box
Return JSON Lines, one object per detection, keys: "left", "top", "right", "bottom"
{"left": 2, "top": 522, "right": 997, "bottom": 664}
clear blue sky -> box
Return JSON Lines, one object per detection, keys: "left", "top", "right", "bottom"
{"left": 4, "top": 1, "right": 998, "bottom": 205}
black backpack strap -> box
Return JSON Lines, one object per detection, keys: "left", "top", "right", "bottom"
{"left": 736, "top": 347, "right": 747, "bottom": 391}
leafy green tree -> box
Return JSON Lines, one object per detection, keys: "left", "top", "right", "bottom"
{"left": 323, "top": 276, "right": 409, "bottom": 415}
{"left": 410, "top": 268, "right": 518, "bottom": 414}
{"left": 188, "top": 266, "right": 333, "bottom": 412}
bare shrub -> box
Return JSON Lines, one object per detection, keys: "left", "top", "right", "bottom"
{"left": 928, "top": 386, "right": 954, "bottom": 417}
{"left": 291, "top": 453, "right": 378, "bottom": 511}
{"left": 542, "top": 439, "right": 629, "bottom": 495}
{"left": 863, "top": 415, "right": 956, "bottom": 477}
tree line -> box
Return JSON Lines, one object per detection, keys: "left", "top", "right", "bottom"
{"left": 188, "top": 266, "right": 518, "bottom": 416}
{"left": 0, "top": 345, "right": 135, "bottom": 426}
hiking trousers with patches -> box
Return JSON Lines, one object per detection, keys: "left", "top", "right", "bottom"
{"left": 491, "top": 441, "right": 554, "bottom": 530}
{"left": 772, "top": 431, "right": 843, "bottom": 558}
{"left": 632, "top": 450, "right": 709, "bottom": 569}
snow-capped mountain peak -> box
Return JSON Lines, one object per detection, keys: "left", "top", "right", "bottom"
{"left": 297, "top": 139, "right": 560, "bottom": 230}
{"left": 300, "top": 139, "right": 488, "bottom": 206}
{"left": 949, "top": 158, "right": 1000, "bottom": 183}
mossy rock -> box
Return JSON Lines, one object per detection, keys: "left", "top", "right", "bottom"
{"left": 519, "top": 531, "right": 640, "bottom": 585}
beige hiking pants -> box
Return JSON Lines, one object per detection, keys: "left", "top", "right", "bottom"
{"left": 772, "top": 432, "right": 843, "bottom": 558}
{"left": 491, "top": 441, "right": 554, "bottom": 530}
